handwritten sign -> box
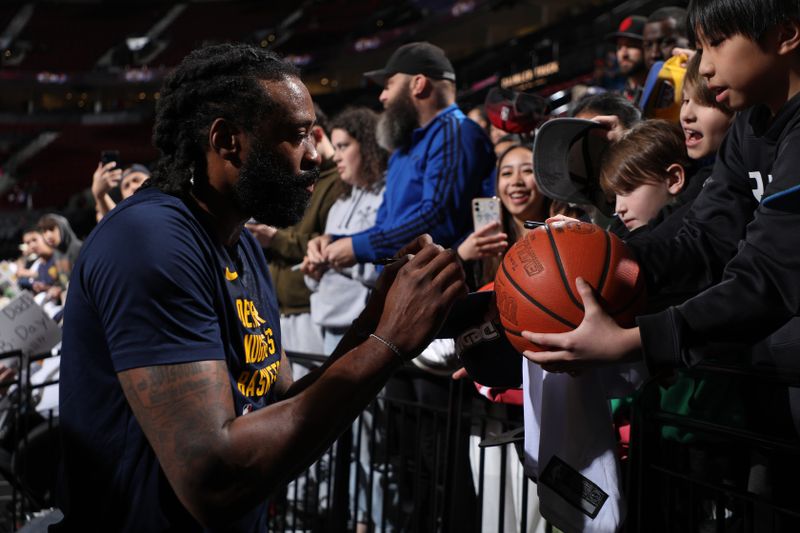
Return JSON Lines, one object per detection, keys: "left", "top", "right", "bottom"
{"left": 0, "top": 292, "right": 61, "bottom": 358}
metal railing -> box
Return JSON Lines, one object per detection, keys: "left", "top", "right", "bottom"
{"left": 626, "top": 361, "right": 800, "bottom": 533}
{"left": 8, "top": 349, "right": 799, "bottom": 532}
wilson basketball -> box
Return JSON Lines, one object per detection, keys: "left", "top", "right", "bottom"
{"left": 494, "top": 220, "right": 646, "bottom": 354}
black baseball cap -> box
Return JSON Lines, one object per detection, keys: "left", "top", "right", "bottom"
{"left": 364, "top": 42, "right": 456, "bottom": 85}
{"left": 533, "top": 118, "right": 615, "bottom": 216}
{"left": 605, "top": 15, "right": 647, "bottom": 42}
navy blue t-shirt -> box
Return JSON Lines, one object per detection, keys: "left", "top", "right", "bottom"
{"left": 56, "top": 188, "right": 283, "bottom": 532}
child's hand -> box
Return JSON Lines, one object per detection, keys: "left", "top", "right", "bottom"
{"left": 671, "top": 47, "right": 695, "bottom": 67}
{"left": 545, "top": 214, "right": 581, "bottom": 225}
{"left": 520, "top": 277, "right": 642, "bottom": 372}
{"left": 590, "top": 115, "right": 627, "bottom": 142}
{"left": 456, "top": 221, "right": 508, "bottom": 261}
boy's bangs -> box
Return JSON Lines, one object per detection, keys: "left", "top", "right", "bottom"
{"left": 688, "top": 0, "right": 797, "bottom": 45}
{"left": 687, "top": 0, "right": 741, "bottom": 45}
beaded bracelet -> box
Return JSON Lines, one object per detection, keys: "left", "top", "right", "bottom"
{"left": 369, "top": 333, "right": 404, "bottom": 361}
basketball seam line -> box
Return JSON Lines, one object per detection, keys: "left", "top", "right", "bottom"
{"left": 500, "top": 260, "right": 578, "bottom": 329}
{"left": 597, "top": 231, "right": 612, "bottom": 294}
{"left": 545, "top": 224, "right": 585, "bottom": 313}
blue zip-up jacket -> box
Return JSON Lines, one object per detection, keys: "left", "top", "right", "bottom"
{"left": 347, "top": 104, "right": 495, "bottom": 261}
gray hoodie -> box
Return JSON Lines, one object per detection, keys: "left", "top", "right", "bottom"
{"left": 305, "top": 181, "right": 385, "bottom": 329}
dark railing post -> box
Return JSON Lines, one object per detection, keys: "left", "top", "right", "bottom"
{"left": 329, "top": 424, "right": 352, "bottom": 531}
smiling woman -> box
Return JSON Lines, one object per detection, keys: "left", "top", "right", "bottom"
{"left": 457, "top": 142, "right": 582, "bottom": 288}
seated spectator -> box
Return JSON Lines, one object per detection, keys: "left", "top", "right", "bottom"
{"left": 92, "top": 162, "right": 150, "bottom": 221}
{"left": 304, "top": 107, "right": 388, "bottom": 354}
{"left": 38, "top": 214, "right": 82, "bottom": 300}
{"left": 16, "top": 227, "right": 57, "bottom": 295}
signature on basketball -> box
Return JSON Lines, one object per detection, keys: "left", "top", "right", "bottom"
{"left": 517, "top": 241, "right": 544, "bottom": 277}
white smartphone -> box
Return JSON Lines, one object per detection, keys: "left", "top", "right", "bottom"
{"left": 471, "top": 197, "right": 502, "bottom": 233}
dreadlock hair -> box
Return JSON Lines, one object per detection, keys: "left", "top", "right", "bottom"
{"left": 145, "top": 43, "right": 300, "bottom": 197}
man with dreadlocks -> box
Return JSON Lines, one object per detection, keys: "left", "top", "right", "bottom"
{"left": 55, "top": 44, "right": 465, "bottom": 531}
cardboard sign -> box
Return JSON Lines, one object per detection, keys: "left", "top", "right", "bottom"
{"left": 0, "top": 291, "right": 61, "bottom": 359}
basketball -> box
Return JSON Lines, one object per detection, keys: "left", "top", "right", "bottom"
{"left": 494, "top": 220, "right": 646, "bottom": 354}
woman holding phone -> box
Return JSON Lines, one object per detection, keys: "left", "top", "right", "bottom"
{"left": 458, "top": 142, "right": 581, "bottom": 287}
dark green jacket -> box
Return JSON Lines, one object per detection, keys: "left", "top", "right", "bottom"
{"left": 265, "top": 160, "right": 345, "bottom": 315}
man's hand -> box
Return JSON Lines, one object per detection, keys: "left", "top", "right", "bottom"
{"left": 457, "top": 222, "right": 508, "bottom": 261}
{"left": 520, "top": 277, "right": 641, "bottom": 373}
{"left": 373, "top": 240, "right": 467, "bottom": 358}
{"left": 325, "top": 237, "right": 356, "bottom": 269}
{"left": 306, "top": 234, "right": 332, "bottom": 265}
{"left": 355, "top": 235, "right": 432, "bottom": 333}
{"left": 245, "top": 223, "right": 277, "bottom": 248}
{"left": 91, "top": 161, "right": 122, "bottom": 198}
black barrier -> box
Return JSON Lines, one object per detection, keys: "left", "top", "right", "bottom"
{"left": 8, "top": 348, "right": 800, "bottom": 532}
{"left": 276, "top": 350, "right": 538, "bottom": 532}
{"left": 627, "top": 362, "right": 800, "bottom": 533}
{"left": 0, "top": 349, "right": 60, "bottom": 531}
{"left": 1, "top": 349, "right": 536, "bottom": 531}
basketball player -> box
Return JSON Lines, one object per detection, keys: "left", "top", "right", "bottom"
{"left": 55, "top": 43, "right": 465, "bottom": 530}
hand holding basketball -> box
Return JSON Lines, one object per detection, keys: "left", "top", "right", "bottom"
{"left": 494, "top": 221, "right": 646, "bottom": 357}
{"left": 521, "top": 277, "right": 642, "bottom": 371}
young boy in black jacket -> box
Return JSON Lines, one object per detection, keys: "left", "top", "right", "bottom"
{"left": 523, "top": 0, "right": 800, "bottom": 373}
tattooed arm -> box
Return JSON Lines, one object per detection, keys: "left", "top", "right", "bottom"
{"left": 116, "top": 241, "right": 466, "bottom": 527}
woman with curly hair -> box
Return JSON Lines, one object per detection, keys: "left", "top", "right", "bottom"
{"left": 303, "top": 107, "right": 389, "bottom": 354}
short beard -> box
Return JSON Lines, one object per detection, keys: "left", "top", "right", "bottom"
{"left": 234, "top": 140, "right": 319, "bottom": 228}
{"left": 621, "top": 56, "right": 644, "bottom": 77}
{"left": 376, "top": 86, "right": 419, "bottom": 152}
